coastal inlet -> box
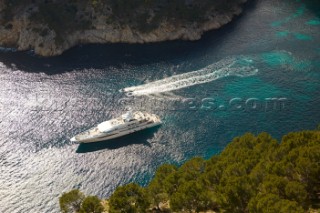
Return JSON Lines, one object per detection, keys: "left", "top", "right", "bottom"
{"left": 0, "top": 0, "right": 320, "bottom": 212}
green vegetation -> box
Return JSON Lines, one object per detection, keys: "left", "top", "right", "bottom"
{"left": 29, "top": 1, "right": 91, "bottom": 45}
{"left": 59, "top": 189, "right": 104, "bottom": 213}
{"left": 1, "top": 0, "right": 245, "bottom": 41}
{"left": 108, "top": 0, "right": 206, "bottom": 32}
{"left": 60, "top": 129, "right": 320, "bottom": 212}
{"left": 107, "top": 0, "right": 244, "bottom": 32}
{"left": 109, "top": 183, "right": 151, "bottom": 213}
{"left": 0, "top": 0, "right": 25, "bottom": 24}
{"left": 80, "top": 196, "right": 105, "bottom": 213}
{"left": 59, "top": 189, "right": 85, "bottom": 213}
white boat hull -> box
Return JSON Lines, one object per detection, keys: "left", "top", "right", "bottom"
{"left": 76, "top": 122, "right": 161, "bottom": 143}
{"left": 71, "top": 111, "right": 162, "bottom": 144}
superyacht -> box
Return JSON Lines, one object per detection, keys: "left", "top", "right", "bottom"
{"left": 71, "top": 111, "right": 161, "bottom": 143}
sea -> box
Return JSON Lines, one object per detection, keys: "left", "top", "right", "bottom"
{"left": 0, "top": 0, "right": 319, "bottom": 212}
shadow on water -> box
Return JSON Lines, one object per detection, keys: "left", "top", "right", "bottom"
{"left": 0, "top": 40, "right": 220, "bottom": 75}
{"left": 0, "top": 0, "right": 258, "bottom": 75}
{"left": 304, "top": 0, "right": 320, "bottom": 17}
{"left": 75, "top": 126, "right": 160, "bottom": 153}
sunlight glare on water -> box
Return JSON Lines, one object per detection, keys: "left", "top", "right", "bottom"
{"left": 0, "top": 0, "right": 320, "bottom": 212}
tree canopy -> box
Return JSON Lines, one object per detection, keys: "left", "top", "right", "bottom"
{"left": 59, "top": 189, "right": 85, "bottom": 213}
{"left": 109, "top": 183, "right": 151, "bottom": 213}
{"left": 80, "top": 196, "right": 104, "bottom": 213}
{"left": 60, "top": 129, "right": 320, "bottom": 212}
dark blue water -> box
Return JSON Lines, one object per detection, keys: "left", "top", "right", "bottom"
{"left": 1, "top": 0, "right": 320, "bottom": 212}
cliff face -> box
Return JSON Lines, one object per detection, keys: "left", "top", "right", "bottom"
{"left": 0, "top": 0, "right": 247, "bottom": 56}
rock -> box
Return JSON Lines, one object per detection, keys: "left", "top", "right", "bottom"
{"left": 0, "top": 0, "right": 247, "bottom": 56}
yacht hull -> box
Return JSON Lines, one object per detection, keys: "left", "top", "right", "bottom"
{"left": 77, "top": 122, "right": 161, "bottom": 143}
{"left": 71, "top": 111, "right": 162, "bottom": 144}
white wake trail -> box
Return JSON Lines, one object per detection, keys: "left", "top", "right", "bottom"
{"left": 122, "top": 56, "right": 258, "bottom": 96}
{"left": 123, "top": 58, "right": 235, "bottom": 92}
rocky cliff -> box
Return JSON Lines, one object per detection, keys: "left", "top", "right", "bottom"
{"left": 0, "top": 0, "right": 247, "bottom": 56}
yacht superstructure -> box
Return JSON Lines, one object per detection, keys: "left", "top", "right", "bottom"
{"left": 70, "top": 111, "right": 161, "bottom": 143}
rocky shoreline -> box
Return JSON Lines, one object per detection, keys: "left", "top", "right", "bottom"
{"left": 0, "top": 0, "right": 247, "bottom": 56}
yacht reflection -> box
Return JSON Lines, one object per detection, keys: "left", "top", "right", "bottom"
{"left": 75, "top": 126, "right": 160, "bottom": 153}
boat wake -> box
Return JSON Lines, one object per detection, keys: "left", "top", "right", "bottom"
{"left": 122, "top": 56, "right": 258, "bottom": 96}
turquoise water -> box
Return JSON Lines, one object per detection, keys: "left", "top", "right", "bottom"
{"left": 0, "top": 0, "right": 320, "bottom": 212}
